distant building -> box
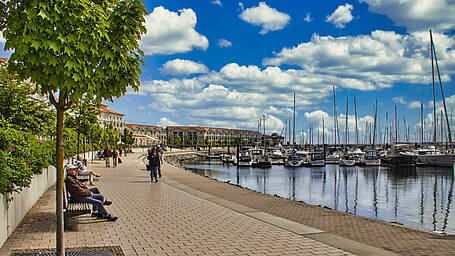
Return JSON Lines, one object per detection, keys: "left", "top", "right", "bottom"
{"left": 125, "top": 124, "right": 167, "bottom": 147}
{"left": 166, "top": 126, "right": 260, "bottom": 146}
{"left": 98, "top": 104, "right": 125, "bottom": 132}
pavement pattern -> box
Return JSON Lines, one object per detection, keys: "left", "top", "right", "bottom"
{"left": 1, "top": 150, "right": 454, "bottom": 255}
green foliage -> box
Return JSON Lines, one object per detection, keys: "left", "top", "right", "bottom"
{"left": 121, "top": 128, "right": 134, "bottom": 146}
{"left": 102, "top": 123, "right": 119, "bottom": 147}
{"left": 0, "top": 67, "right": 55, "bottom": 136}
{"left": 0, "top": 123, "right": 52, "bottom": 194}
{"left": 1, "top": 0, "right": 147, "bottom": 102}
{"left": 67, "top": 95, "right": 100, "bottom": 136}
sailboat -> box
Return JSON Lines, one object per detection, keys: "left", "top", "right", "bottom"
{"left": 414, "top": 30, "right": 454, "bottom": 167}
{"left": 339, "top": 97, "right": 355, "bottom": 166}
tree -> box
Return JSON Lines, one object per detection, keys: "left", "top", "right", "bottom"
{"left": 1, "top": 1, "right": 146, "bottom": 254}
{"left": 102, "top": 123, "right": 119, "bottom": 148}
{"left": 0, "top": 66, "right": 55, "bottom": 136}
{"left": 67, "top": 95, "right": 100, "bottom": 156}
{"left": 121, "top": 128, "right": 134, "bottom": 148}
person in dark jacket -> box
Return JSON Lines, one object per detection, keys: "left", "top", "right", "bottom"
{"left": 65, "top": 164, "right": 117, "bottom": 221}
{"left": 147, "top": 147, "right": 161, "bottom": 183}
{"left": 104, "top": 146, "right": 112, "bottom": 167}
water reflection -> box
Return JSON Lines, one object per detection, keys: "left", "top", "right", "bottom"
{"left": 185, "top": 161, "right": 455, "bottom": 234}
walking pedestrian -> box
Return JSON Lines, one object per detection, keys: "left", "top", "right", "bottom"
{"left": 104, "top": 146, "right": 112, "bottom": 167}
{"left": 147, "top": 147, "right": 160, "bottom": 183}
{"left": 158, "top": 146, "right": 163, "bottom": 178}
{"left": 113, "top": 149, "right": 118, "bottom": 167}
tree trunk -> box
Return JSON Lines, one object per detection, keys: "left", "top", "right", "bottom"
{"left": 77, "top": 131, "right": 80, "bottom": 158}
{"left": 56, "top": 106, "right": 65, "bottom": 256}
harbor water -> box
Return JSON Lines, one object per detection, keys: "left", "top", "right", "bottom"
{"left": 185, "top": 160, "right": 455, "bottom": 235}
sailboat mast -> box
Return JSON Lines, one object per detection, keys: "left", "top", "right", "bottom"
{"left": 293, "top": 93, "right": 295, "bottom": 148}
{"left": 354, "top": 96, "right": 358, "bottom": 146}
{"left": 431, "top": 29, "right": 452, "bottom": 148}
{"left": 431, "top": 30, "right": 437, "bottom": 144}
{"left": 395, "top": 106, "right": 398, "bottom": 144}
{"left": 345, "top": 97, "right": 348, "bottom": 146}
{"left": 373, "top": 100, "right": 377, "bottom": 147}
{"left": 333, "top": 87, "right": 337, "bottom": 147}
{"left": 263, "top": 114, "right": 266, "bottom": 150}
{"left": 421, "top": 103, "right": 424, "bottom": 144}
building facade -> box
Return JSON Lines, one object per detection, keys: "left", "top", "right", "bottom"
{"left": 125, "top": 124, "right": 167, "bottom": 147}
{"left": 166, "top": 126, "right": 260, "bottom": 146}
{"left": 98, "top": 104, "right": 125, "bottom": 132}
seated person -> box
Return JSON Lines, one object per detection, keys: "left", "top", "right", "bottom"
{"left": 75, "top": 156, "right": 101, "bottom": 185}
{"left": 64, "top": 164, "right": 117, "bottom": 221}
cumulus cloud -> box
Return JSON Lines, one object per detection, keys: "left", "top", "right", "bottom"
{"left": 239, "top": 2, "right": 291, "bottom": 34}
{"left": 218, "top": 39, "right": 232, "bottom": 48}
{"left": 0, "top": 31, "right": 5, "bottom": 43}
{"left": 360, "top": 0, "right": 455, "bottom": 32}
{"left": 326, "top": 3, "right": 353, "bottom": 29}
{"left": 238, "top": 2, "right": 244, "bottom": 11}
{"left": 304, "top": 13, "right": 312, "bottom": 23}
{"left": 160, "top": 59, "right": 209, "bottom": 76}
{"left": 263, "top": 30, "right": 455, "bottom": 90}
{"left": 140, "top": 6, "right": 209, "bottom": 55}
{"left": 393, "top": 96, "right": 424, "bottom": 109}
{"left": 392, "top": 96, "right": 407, "bottom": 104}
{"left": 137, "top": 105, "right": 146, "bottom": 111}
{"left": 211, "top": 0, "right": 222, "bottom": 7}
{"left": 157, "top": 117, "right": 179, "bottom": 127}
{"left": 409, "top": 101, "right": 422, "bottom": 109}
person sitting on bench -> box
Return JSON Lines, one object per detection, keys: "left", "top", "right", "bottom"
{"left": 65, "top": 164, "right": 118, "bottom": 221}
{"left": 75, "top": 156, "right": 101, "bottom": 185}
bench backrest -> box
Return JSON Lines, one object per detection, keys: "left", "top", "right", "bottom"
{"left": 63, "top": 179, "right": 70, "bottom": 210}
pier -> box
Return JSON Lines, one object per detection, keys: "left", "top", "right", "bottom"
{"left": 1, "top": 150, "right": 454, "bottom": 255}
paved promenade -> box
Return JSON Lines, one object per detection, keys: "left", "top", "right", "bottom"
{"left": 0, "top": 151, "right": 453, "bottom": 255}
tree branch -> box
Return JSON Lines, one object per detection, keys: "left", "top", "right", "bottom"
{"left": 49, "top": 91, "right": 58, "bottom": 107}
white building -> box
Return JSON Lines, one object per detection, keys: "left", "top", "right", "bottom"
{"left": 98, "top": 104, "right": 125, "bottom": 132}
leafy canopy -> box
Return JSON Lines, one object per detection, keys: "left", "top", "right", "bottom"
{"left": 0, "top": 65, "right": 55, "bottom": 136}
{"left": 1, "top": 0, "right": 147, "bottom": 102}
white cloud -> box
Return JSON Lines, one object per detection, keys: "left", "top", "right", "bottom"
{"left": 360, "top": 0, "right": 455, "bottom": 32}
{"left": 157, "top": 117, "right": 179, "bottom": 127}
{"left": 137, "top": 105, "right": 146, "bottom": 111}
{"left": 409, "top": 101, "right": 422, "bottom": 109}
{"left": 160, "top": 59, "right": 209, "bottom": 76}
{"left": 140, "top": 6, "right": 209, "bottom": 55}
{"left": 211, "top": 0, "right": 222, "bottom": 7}
{"left": 0, "top": 31, "right": 5, "bottom": 43}
{"left": 263, "top": 30, "right": 455, "bottom": 90}
{"left": 326, "top": 4, "right": 353, "bottom": 29}
{"left": 304, "top": 13, "right": 312, "bottom": 23}
{"left": 392, "top": 96, "right": 407, "bottom": 104}
{"left": 239, "top": 2, "right": 290, "bottom": 34}
{"left": 218, "top": 39, "right": 232, "bottom": 48}
{"left": 238, "top": 2, "right": 244, "bottom": 11}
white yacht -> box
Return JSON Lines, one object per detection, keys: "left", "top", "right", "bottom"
{"left": 309, "top": 151, "right": 325, "bottom": 167}
{"left": 414, "top": 148, "right": 453, "bottom": 167}
{"left": 363, "top": 150, "right": 381, "bottom": 166}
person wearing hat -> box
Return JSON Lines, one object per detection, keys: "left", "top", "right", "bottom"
{"left": 65, "top": 164, "right": 117, "bottom": 221}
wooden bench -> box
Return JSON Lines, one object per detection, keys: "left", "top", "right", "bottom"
{"left": 63, "top": 181, "right": 92, "bottom": 231}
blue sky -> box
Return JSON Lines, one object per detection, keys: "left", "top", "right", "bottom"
{"left": 3, "top": 0, "right": 455, "bottom": 143}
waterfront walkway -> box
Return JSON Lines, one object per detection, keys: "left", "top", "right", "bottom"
{"left": 0, "top": 151, "right": 453, "bottom": 255}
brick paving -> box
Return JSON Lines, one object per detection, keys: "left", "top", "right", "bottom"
{"left": 0, "top": 152, "right": 354, "bottom": 256}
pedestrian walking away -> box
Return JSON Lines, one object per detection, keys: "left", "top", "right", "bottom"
{"left": 104, "top": 146, "right": 112, "bottom": 167}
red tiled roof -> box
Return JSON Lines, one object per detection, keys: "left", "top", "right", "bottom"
{"left": 99, "top": 106, "right": 125, "bottom": 116}
{"left": 126, "top": 123, "right": 163, "bottom": 129}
